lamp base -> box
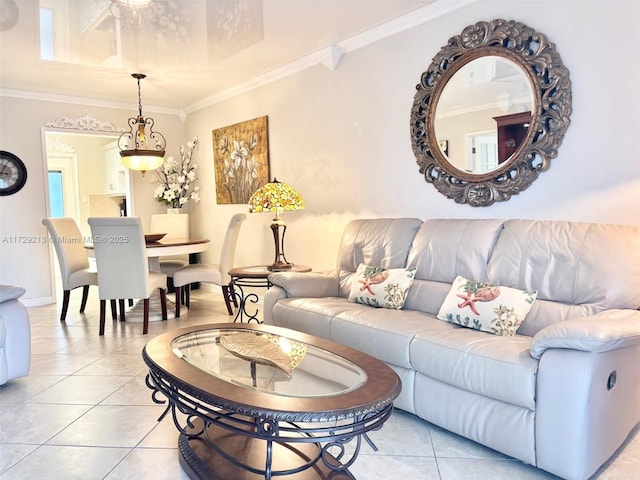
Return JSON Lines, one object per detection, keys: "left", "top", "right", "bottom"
{"left": 269, "top": 215, "right": 294, "bottom": 272}
{"left": 268, "top": 261, "right": 293, "bottom": 272}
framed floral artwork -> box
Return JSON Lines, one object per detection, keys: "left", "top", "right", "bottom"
{"left": 212, "top": 116, "right": 270, "bottom": 204}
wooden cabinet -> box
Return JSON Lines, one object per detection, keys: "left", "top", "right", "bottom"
{"left": 493, "top": 111, "right": 532, "bottom": 164}
{"left": 104, "top": 142, "right": 127, "bottom": 195}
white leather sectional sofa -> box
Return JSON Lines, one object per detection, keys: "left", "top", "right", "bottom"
{"left": 263, "top": 218, "right": 640, "bottom": 480}
{"left": 0, "top": 285, "right": 30, "bottom": 385}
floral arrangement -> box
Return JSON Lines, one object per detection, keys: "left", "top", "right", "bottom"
{"left": 153, "top": 136, "right": 200, "bottom": 208}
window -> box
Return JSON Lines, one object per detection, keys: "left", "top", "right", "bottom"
{"left": 48, "top": 170, "right": 64, "bottom": 217}
{"left": 40, "top": 7, "right": 55, "bottom": 60}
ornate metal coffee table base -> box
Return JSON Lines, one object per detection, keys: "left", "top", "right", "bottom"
{"left": 178, "top": 419, "right": 355, "bottom": 480}
{"left": 143, "top": 324, "right": 401, "bottom": 480}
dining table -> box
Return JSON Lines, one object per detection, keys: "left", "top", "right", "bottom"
{"left": 87, "top": 236, "right": 210, "bottom": 321}
{"left": 137, "top": 236, "right": 211, "bottom": 321}
{"left": 145, "top": 237, "right": 210, "bottom": 272}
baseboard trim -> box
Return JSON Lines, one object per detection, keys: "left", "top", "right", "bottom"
{"left": 21, "top": 296, "right": 54, "bottom": 308}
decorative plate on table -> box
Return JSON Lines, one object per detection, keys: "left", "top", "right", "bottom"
{"left": 145, "top": 233, "right": 166, "bottom": 243}
{"left": 219, "top": 333, "right": 307, "bottom": 376}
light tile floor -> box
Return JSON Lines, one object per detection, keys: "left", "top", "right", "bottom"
{"left": 1, "top": 289, "right": 639, "bottom": 480}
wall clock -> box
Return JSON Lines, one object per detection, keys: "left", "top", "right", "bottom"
{"left": 0, "top": 150, "right": 27, "bottom": 196}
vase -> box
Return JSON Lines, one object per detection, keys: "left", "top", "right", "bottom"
{"left": 167, "top": 208, "right": 183, "bottom": 215}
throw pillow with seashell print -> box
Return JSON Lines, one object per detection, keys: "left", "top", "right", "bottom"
{"left": 437, "top": 276, "right": 538, "bottom": 336}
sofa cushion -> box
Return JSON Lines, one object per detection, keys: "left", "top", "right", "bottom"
{"left": 270, "top": 297, "right": 344, "bottom": 339}
{"left": 437, "top": 276, "right": 537, "bottom": 336}
{"left": 410, "top": 325, "right": 538, "bottom": 409}
{"left": 337, "top": 218, "right": 423, "bottom": 296}
{"left": 272, "top": 296, "right": 439, "bottom": 369}
{"left": 487, "top": 220, "right": 640, "bottom": 336}
{"left": 402, "top": 278, "right": 452, "bottom": 316}
{"left": 330, "top": 306, "right": 441, "bottom": 369}
{"left": 406, "top": 218, "right": 504, "bottom": 284}
{"left": 348, "top": 264, "right": 416, "bottom": 309}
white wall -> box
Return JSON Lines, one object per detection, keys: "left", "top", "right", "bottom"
{"left": 0, "top": 97, "right": 184, "bottom": 303}
{"left": 1, "top": 0, "right": 638, "bottom": 303}
{"left": 185, "top": 0, "right": 640, "bottom": 275}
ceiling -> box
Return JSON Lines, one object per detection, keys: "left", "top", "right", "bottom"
{"left": 0, "top": 0, "right": 442, "bottom": 111}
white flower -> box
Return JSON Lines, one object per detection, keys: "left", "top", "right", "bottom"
{"left": 153, "top": 185, "right": 165, "bottom": 198}
{"left": 154, "top": 136, "right": 199, "bottom": 208}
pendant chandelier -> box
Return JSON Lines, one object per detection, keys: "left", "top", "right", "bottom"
{"left": 110, "top": 0, "right": 153, "bottom": 20}
{"left": 114, "top": 0, "right": 153, "bottom": 7}
{"left": 118, "top": 73, "right": 166, "bottom": 175}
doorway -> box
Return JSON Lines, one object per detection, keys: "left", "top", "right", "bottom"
{"left": 43, "top": 130, "right": 132, "bottom": 238}
{"left": 465, "top": 131, "right": 498, "bottom": 173}
{"left": 42, "top": 127, "right": 132, "bottom": 300}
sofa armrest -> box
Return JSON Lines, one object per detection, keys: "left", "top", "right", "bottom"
{"left": 530, "top": 309, "right": 640, "bottom": 359}
{"left": 0, "top": 285, "right": 30, "bottom": 385}
{"left": 268, "top": 271, "right": 340, "bottom": 298}
{"left": 0, "top": 285, "right": 26, "bottom": 303}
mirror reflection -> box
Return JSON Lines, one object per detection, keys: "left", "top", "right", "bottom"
{"left": 434, "top": 56, "right": 534, "bottom": 174}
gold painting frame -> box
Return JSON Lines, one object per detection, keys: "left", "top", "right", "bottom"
{"left": 213, "top": 116, "right": 270, "bottom": 204}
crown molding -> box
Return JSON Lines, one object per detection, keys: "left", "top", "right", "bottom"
{"left": 1, "top": 0, "right": 477, "bottom": 115}
{"left": 338, "top": 0, "right": 477, "bottom": 53}
{"left": 183, "top": 0, "right": 477, "bottom": 113}
{"left": 0, "top": 87, "right": 179, "bottom": 116}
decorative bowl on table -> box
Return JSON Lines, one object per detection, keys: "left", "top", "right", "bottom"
{"left": 144, "top": 233, "right": 166, "bottom": 243}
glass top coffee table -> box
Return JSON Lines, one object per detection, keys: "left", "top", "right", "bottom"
{"left": 143, "top": 323, "right": 401, "bottom": 479}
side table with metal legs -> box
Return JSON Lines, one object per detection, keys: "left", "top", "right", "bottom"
{"left": 228, "top": 265, "right": 311, "bottom": 323}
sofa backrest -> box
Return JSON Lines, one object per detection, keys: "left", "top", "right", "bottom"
{"left": 487, "top": 219, "right": 640, "bottom": 336}
{"left": 337, "top": 218, "right": 422, "bottom": 296}
{"left": 403, "top": 219, "right": 505, "bottom": 315}
{"left": 335, "top": 217, "right": 639, "bottom": 338}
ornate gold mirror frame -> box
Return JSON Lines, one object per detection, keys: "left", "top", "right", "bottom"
{"left": 410, "top": 19, "right": 572, "bottom": 206}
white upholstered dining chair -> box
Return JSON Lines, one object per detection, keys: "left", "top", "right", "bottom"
{"left": 88, "top": 217, "right": 167, "bottom": 335}
{"left": 42, "top": 217, "right": 99, "bottom": 322}
{"left": 173, "top": 213, "right": 246, "bottom": 317}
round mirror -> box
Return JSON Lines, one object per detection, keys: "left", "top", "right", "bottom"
{"left": 410, "top": 19, "right": 572, "bottom": 206}
{"left": 434, "top": 55, "right": 535, "bottom": 175}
